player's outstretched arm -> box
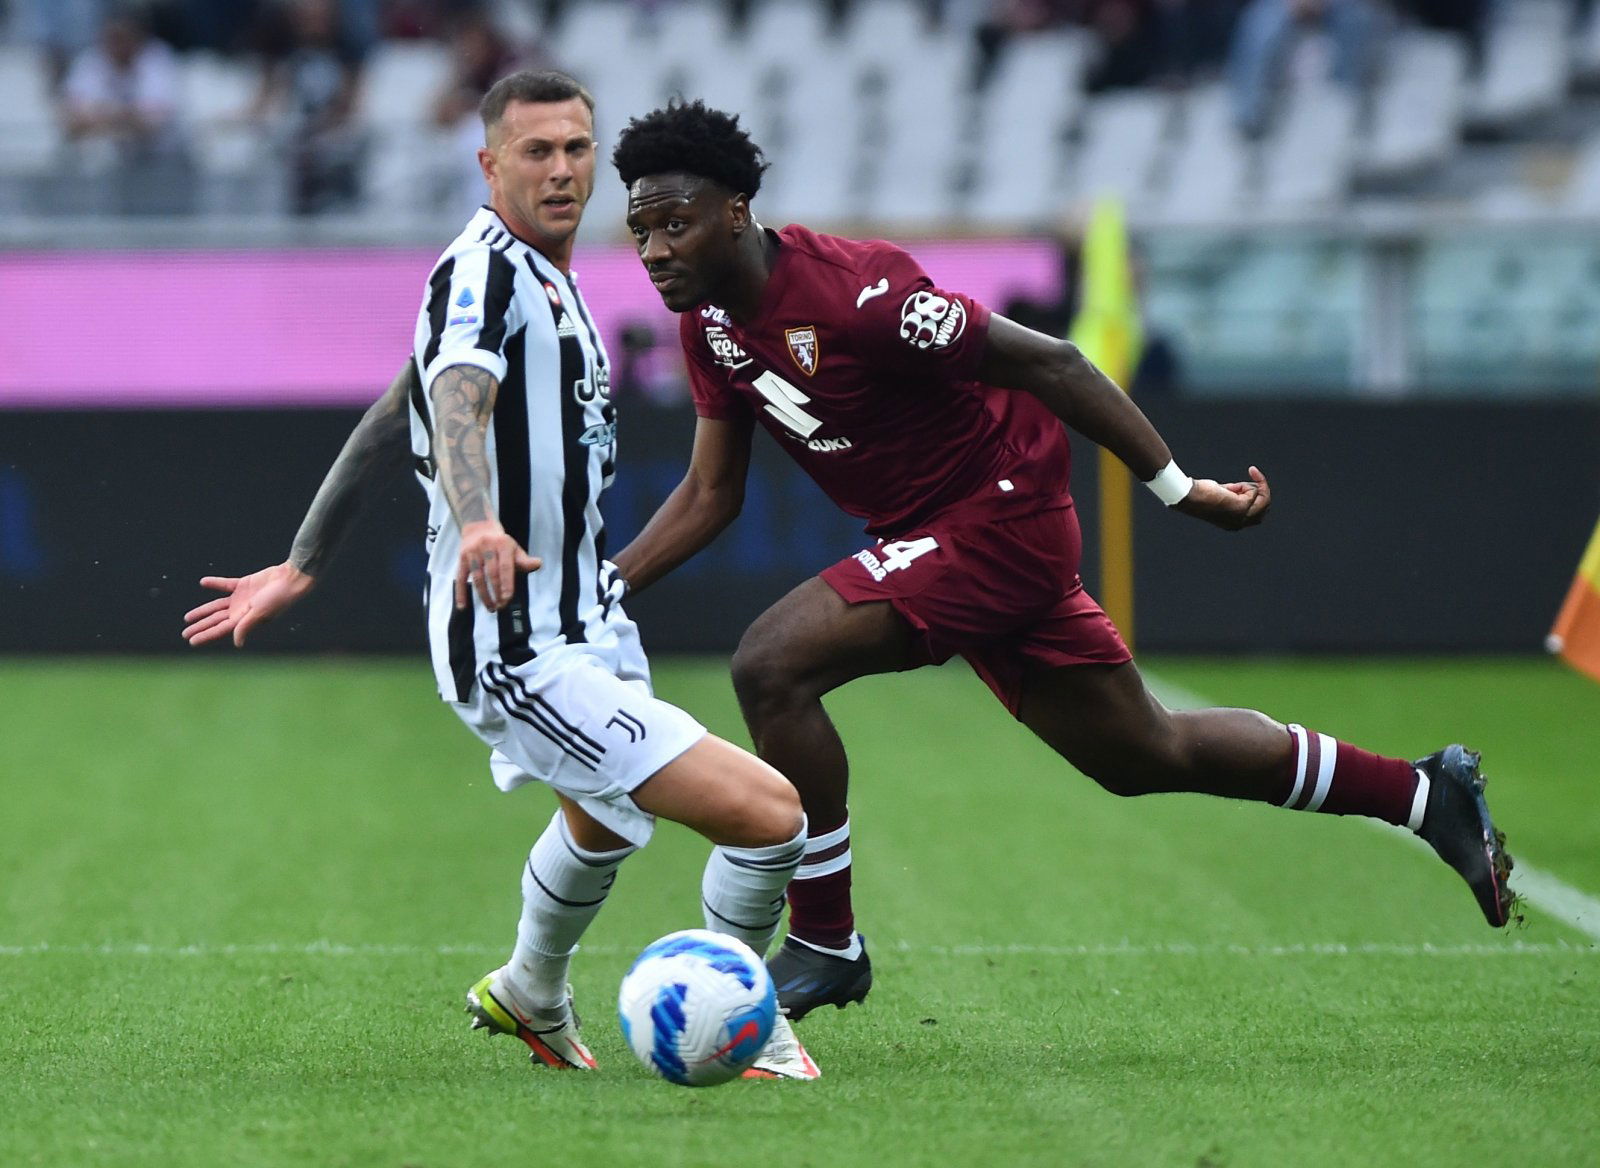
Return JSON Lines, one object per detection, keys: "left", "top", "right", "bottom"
{"left": 182, "top": 360, "right": 420, "bottom": 648}
{"left": 976, "top": 314, "right": 1269, "bottom": 530}
{"left": 611, "top": 415, "right": 754, "bottom": 595}
{"left": 430, "top": 362, "right": 540, "bottom": 612}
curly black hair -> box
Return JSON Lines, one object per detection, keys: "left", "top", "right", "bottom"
{"left": 611, "top": 100, "right": 769, "bottom": 197}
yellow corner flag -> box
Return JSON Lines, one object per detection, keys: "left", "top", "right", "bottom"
{"left": 1068, "top": 198, "right": 1144, "bottom": 386}
{"left": 1067, "top": 197, "right": 1144, "bottom": 646}
{"left": 1549, "top": 514, "right": 1600, "bottom": 683}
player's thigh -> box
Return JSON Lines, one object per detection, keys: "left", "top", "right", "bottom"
{"left": 1015, "top": 659, "right": 1181, "bottom": 780}
{"left": 733, "top": 575, "right": 919, "bottom": 696}
{"left": 631, "top": 733, "right": 804, "bottom": 849}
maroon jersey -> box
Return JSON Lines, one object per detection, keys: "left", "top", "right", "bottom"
{"left": 681, "top": 225, "right": 1073, "bottom": 536}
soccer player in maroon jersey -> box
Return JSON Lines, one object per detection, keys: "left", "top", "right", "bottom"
{"left": 606, "top": 101, "right": 1517, "bottom": 1020}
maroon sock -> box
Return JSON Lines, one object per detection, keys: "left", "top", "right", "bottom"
{"left": 784, "top": 816, "right": 855, "bottom": 949}
{"left": 1281, "top": 724, "right": 1420, "bottom": 826}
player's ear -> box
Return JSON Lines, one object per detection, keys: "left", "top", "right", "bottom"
{"left": 478, "top": 146, "right": 496, "bottom": 186}
{"left": 727, "top": 192, "right": 751, "bottom": 234}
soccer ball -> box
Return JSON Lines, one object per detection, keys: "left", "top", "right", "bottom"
{"left": 617, "top": 928, "right": 777, "bottom": 1087}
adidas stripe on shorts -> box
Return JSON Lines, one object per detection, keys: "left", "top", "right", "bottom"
{"left": 453, "top": 610, "right": 705, "bottom": 846}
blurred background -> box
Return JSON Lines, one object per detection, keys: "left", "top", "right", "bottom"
{"left": 1, "top": 0, "right": 1597, "bottom": 658}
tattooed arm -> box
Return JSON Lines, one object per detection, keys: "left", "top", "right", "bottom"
{"left": 429, "top": 362, "right": 500, "bottom": 529}
{"left": 429, "top": 363, "right": 541, "bottom": 612}
{"left": 183, "top": 361, "right": 419, "bottom": 648}
{"left": 290, "top": 360, "right": 418, "bottom": 575}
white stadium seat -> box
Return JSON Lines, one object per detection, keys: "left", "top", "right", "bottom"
{"left": 968, "top": 30, "right": 1092, "bottom": 226}
{"left": 1158, "top": 83, "right": 1251, "bottom": 223}
{"left": 858, "top": 40, "right": 973, "bottom": 227}
{"left": 0, "top": 44, "right": 62, "bottom": 174}
{"left": 1466, "top": 0, "right": 1571, "bottom": 132}
{"left": 1359, "top": 29, "right": 1468, "bottom": 181}
{"left": 840, "top": 0, "right": 932, "bottom": 61}
{"left": 1071, "top": 90, "right": 1175, "bottom": 210}
{"left": 549, "top": 1, "right": 645, "bottom": 78}
{"left": 743, "top": 0, "right": 832, "bottom": 62}
{"left": 651, "top": 0, "right": 737, "bottom": 73}
{"left": 357, "top": 40, "right": 453, "bottom": 128}
{"left": 1260, "top": 81, "right": 1356, "bottom": 210}
{"left": 756, "top": 50, "right": 858, "bottom": 226}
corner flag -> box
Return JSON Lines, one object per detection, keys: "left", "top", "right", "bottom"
{"left": 1068, "top": 197, "right": 1144, "bottom": 647}
{"left": 1549, "top": 514, "right": 1600, "bottom": 683}
{"left": 1068, "top": 198, "right": 1144, "bottom": 386}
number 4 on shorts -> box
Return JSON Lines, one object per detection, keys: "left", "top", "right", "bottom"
{"left": 880, "top": 537, "right": 938, "bottom": 572}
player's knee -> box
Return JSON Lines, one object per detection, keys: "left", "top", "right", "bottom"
{"left": 724, "top": 772, "right": 804, "bottom": 848}
{"left": 729, "top": 633, "right": 800, "bottom": 714}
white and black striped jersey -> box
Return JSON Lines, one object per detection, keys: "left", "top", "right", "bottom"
{"left": 410, "top": 206, "right": 617, "bottom": 703}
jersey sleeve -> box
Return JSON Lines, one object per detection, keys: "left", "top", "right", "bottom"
{"left": 416, "top": 244, "right": 523, "bottom": 394}
{"left": 680, "top": 311, "right": 752, "bottom": 421}
{"left": 847, "top": 245, "right": 992, "bottom": 382}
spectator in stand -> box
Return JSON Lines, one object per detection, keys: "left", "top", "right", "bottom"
{"left": 144, "top": 0, "right": 267, "bottom": 53}
{"left": 1227, "top": 0, "right": 1380, "bottom": 136}
{"left": 431, "top": 7, "right": 531, "bottom": 131}
{"left": 249, "top": 0, "right": 368, "bottom": 214}
{"left": 60, "top": 7, "right": 184, "bottom": 159}
{"left": 970, "top": 0, "right": 1086, "bottom": 86}
{"left": 1147, "top": 0, "right": 1247, "bottom": 85}
{"left": 1084, "top": 0, "right": 1160, "bottom": 91}
{"left": 431, "top": 6, "right": 548, "bottom": 218}
{"left": 1394, "top": 0, "right": 1493, "bottom": 64}
{"left": 16, "top": 0, "right": 103, "bottom": 91}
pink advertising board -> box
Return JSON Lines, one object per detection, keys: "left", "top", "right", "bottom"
{"left": 0, "top": 241, "right": 1064, "bottom": 407}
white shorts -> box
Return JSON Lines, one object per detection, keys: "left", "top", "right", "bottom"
{"left": 451, "top": 612, "right": 705, "bottom": 846}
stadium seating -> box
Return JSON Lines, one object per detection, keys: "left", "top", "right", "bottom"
{"left": 1358, "top": 29, "right": 1469, "bottom": 182}
{"left": 2, "top": 0, "right": 1597, "bottom": 394}
{"left": 1158, "top": 84, "right": 1251, "bottom": 223}
{"left": 1260, "top": 82, "right": 1357, "bottom": 211}
{"left": 1466, "top": 0, "right": 1571, "bottom": 132}
{"left": 1070, "top": 90, "right": 1174, "bottom": 212}
{"left": 968, "top": 30, "right": 1092, "bottom": 224}
{"left": 0, "top": 43, "right": 60, "bottom": 210}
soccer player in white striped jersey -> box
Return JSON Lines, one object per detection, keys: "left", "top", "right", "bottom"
{"left": 182, "top": 70, "right": 820, "bottom": 1081}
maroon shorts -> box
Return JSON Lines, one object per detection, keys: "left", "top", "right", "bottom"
{"left": 819, "top": 504, "right": 1131, "bottom": 716}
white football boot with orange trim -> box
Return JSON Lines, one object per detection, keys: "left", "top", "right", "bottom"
{"left": 466, "top": 968, "right": 597, "bottom": 1070}
{"left": 742, "top": 1013, "right": 821, "bottom": 1081}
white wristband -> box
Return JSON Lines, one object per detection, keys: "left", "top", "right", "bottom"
{"left": 1144, "top": 460, "right": 1193, "bottom": 506}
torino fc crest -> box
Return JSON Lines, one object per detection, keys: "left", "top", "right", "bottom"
{"left": 785, "top": 326, "right": 820, "bottom": 376}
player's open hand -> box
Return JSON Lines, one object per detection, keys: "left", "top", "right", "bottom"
{"left": 1173, "top": 465, "right": 1271, "bottom": 531}
{"left": 456, "top": 520, "right": 542, "bottom": 612}
{"left": 182, "top": 562, "right": 315, "bottom": 648}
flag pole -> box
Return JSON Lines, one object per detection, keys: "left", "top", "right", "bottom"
{"left": 1068, "top": 198, "right": 1144, "bottom": 651}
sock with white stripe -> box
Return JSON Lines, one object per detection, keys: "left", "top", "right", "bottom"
{"left": 701, "top": 818, "right": 807, "bottom": 958}
{"left": 1279, "top": 725, "right": 1425, "bottom": 829}
{"left": 504, "top": 812, "right": 635, "bottom": 1013}
{"left": 783, "top": 816, "right": 859, "bottom": 954}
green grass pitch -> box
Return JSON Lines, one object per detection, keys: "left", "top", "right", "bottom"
{"left": 1, "top": 655, "right": 1597, "bottom": 1167}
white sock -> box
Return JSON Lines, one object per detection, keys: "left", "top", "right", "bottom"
{"left": 504, "top": 811, "right": 635, "bottom": 1012}
{"left": 791, "top": 933, "right": 864, "bottom": 961}
{"left": 1407, "top": 768, "right": 1431, "bottom": 833}
{"left": 701, "top": 818, "right": 807, "bottom": 958}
